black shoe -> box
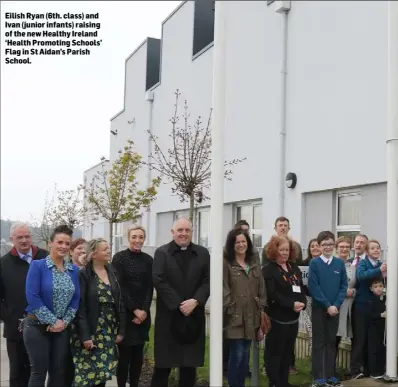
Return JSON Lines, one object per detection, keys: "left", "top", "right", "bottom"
{"left": 246, "top": 370, "right": 252, "bottom": 378}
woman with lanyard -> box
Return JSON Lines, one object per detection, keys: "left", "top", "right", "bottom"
{"left": 262, "top": 235, "right": 306, "bottom": 387}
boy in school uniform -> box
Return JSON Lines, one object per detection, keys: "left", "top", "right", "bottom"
{"left": 368, "top": 278, "right": 387, "bottom": 379}
{"left": 308, "top": 231, "right": 348, "bottom": 387}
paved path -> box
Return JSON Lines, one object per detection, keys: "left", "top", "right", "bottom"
{"left": 0, "top": 324, "right": 118, "bottom": 387}
{"left": 344, "top": 378, "right": 398, "bottom": 387}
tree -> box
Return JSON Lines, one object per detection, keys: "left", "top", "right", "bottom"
{"left": 52, "top": 186, "right": 86, "bottom": 230}
{"left": 84, "top": 141, "right": 160, "bottom": 254}
{"left": 32, "top": 187, "right": 57, "bottom": 250}
{"left": 147, "top": 90, "right": 246, "bottom": 220}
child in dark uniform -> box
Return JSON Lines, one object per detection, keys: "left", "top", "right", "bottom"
{"left": 368, "top": 278, "right": 386, "bottom": 379}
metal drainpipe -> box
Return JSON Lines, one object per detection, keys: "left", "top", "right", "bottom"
{"left": 145, "top": 90, "right": 154, "bottom": 244}
{"left": 278, "top": 8, "right": 289, "bottom": 216}
{"left": 385, "top": 0, "right": 398, "bottom": 381}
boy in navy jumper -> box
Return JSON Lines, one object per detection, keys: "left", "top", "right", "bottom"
{"left": 308, "top": 231, "right": 348, "bottom": 387}
{"left": 368, "top": 278, "right": 386, "bottom": 379}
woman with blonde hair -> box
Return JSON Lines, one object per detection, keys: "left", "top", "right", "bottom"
{"left": 71, "top": 238, "right": 125, "bottom": 387}
{"left": 112, "top": 225, "right": 154, "bottom": 387}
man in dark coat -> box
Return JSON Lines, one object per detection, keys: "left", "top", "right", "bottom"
{"left": 151, "top": 217, "right": 210, "bottom": 387}
{"left": 0, "top": 222, "right": 48, "bottom": 387}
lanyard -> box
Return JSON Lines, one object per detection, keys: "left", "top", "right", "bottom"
{"left": 276, "top": 263, "right": 299, "bottom": 286}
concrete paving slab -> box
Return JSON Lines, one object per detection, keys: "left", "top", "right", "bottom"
{"left": 343, "top": 378, "right": 398, "bottom": 387}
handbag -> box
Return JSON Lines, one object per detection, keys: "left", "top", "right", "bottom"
{"left": 260, "top": 311, "right": 272, "bottom": 334}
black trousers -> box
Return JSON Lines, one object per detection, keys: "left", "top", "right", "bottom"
{"left": 368, "top": 320, "right": 386, "bottom": 376}
{"left": 350, "top": 308, "right": 371, "bottom": 375}
{"left": 312, "top": 307, "right": 339, "bottom": 381}
{"left": 117, "top": 344, "right": 145, "bottom": 387}
{"left": 6, "top": 338, "right": 31, "bottom": 387}
{"left": 64, "top": 330, "right": 75, "bottom": 387}
{"left": 151, "top": 367, "right": 196, "bottom": 387}
{"left": 265, "top": 321, "right": 298, "bottom": 387}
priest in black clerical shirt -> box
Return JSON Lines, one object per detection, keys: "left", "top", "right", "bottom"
{"left": 151, "top": 217, "right": 210, "bottom": 387}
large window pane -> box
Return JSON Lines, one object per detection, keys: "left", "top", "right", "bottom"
{"left": 338, "top": 194, "right": 361, "bottom": 226}
{"left": 198, "top": 211, "right": 210, "bottom": 247}
{"left": 237, "top": 205, "right": 252, "bottom": 224}
{"left": 253, "top": 205, "right": 262, "bottom": 230}
{"left": 252, "top": 233, "right": 263, "bottom": 249}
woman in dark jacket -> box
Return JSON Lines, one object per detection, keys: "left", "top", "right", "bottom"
{"left": 71, "top": 238, "right": 125, "bottom": 387}
{"left": 262, "top": 235, "right": 306, "bottom": 387}
{"left": 112, "top": 225, "right": 154, "bottom": 387}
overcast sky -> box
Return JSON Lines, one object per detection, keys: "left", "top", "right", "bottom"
{"left": 1, "top": 0, "right": 180, "bottom": 223}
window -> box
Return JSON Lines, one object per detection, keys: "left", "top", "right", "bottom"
{"left": 192, "top": 0, "right": 214, "bottom": 57}
{"left": 236, "top": 202, "right": 263, "bottom": 248}
{"left": 336, "top": 192, "right": 361, "bottom": 248}
{"left": 113, "top": 222, "right": 123, "bottom": 254}
{"left": 198, "top": 210, "right": 210, "bottom": 247}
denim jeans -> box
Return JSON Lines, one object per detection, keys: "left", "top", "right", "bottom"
{"left": 22, "top": 317, "right": 70, "bottom": 387}
{"left": 228, "top": 339, "right": 251, "bottom": 387}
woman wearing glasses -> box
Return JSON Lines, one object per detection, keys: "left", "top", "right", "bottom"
{"left": 335, "top": 236, "right": 356, "bottom": 367}
{"left": 71, "top": 238, "right": 125, "bottom": 387}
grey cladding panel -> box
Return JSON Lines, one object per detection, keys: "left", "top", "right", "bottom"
{"left": 360, "top": 183, "right": 387, "bottom": 247}
{"left": 302, "top": 190, "right": 334, "bottom": 246}
{"left": 156, "top": 212, "right": 174, "bottom": 246}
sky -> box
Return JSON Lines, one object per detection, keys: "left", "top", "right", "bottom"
{"left": 1, "top": 0, "right": 180, "bottom": 223}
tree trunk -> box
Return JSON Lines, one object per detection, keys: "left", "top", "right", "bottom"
{"left": 189, "top": 193, "right": 195, "bottom": 222}
{"left": 109, "top": 221, "right": 114, "bottom": 257}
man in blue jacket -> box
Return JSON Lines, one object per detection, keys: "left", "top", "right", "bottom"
{"left": 309, "top": 231, "right": 348, "bottom": 387}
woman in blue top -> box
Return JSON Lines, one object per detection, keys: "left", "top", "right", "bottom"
{"left": 23, "top": 225, "right": 80, "bottom": 387}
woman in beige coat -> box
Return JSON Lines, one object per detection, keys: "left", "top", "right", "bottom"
{"left": 335, "top": 236, "right": 356, "bottom": 364}
{"left": 223, "top": 228, "right": 266, "bottom": 387}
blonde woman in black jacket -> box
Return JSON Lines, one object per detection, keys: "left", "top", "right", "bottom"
{"left": 71, "top": 238, "right": 125, "bottom": 387}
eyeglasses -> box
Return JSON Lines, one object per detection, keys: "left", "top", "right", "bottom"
{"left": 338, "top": 245, "right": 351, "bottom": 250}
{"left": 320, "top": 243, "right": 334, "bottom": 248}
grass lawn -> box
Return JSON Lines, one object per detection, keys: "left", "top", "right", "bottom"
{"left": 144, "top": 327, "right": 313, "bottom": 386}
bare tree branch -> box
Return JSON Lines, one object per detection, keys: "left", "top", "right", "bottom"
{"left": 146, "top": 89, "right": 246, "bottom": 221}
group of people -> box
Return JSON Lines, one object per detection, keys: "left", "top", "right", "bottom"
{"left": 0, "top": 218, "right": 209, "bottom": 387}
{"left": 0, "top": 216, "right": 388, "bottom": 387}
{"left": 222, "top": 216, "right": 388, "bottom": 387}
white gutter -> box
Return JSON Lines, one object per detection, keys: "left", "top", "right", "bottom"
{"left": 145, "top": 90, "right": 154, "bottom": 244}
{"left": 277, "top": 3, "right": 290, "bottom": 216}
{"left": 385, "top": 0, "right": 398, "bottom": 380}
{"left": 209, "top": 1, "right": 227, "bottom": 386}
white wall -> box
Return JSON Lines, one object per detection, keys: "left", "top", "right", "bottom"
{"left": 87, "top": 0, "right": 389, "bottom": 247}
{"left": 82, "top": 161, "right": 110, "bottom": 242}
